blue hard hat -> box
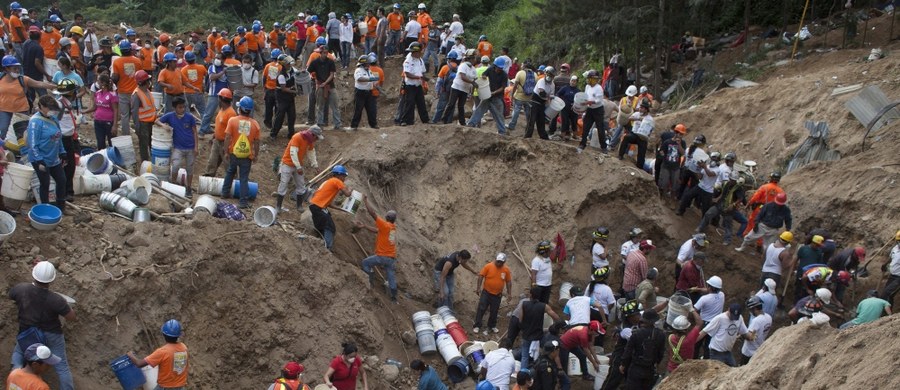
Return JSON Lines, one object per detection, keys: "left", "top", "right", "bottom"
{"left": 253, "top": 19, "right": 261, "bottom": 25}
{"left": 538, "top": 65, "right": 546, "bottom": 72}
{"left": 221, "top": 45, "right": 233, "bottom": 54}
{"left": 479, "top": 35, "right": 487, "bottom": 41}
{"left": 475, "top": 380, "right": 495, "bottom": 390}
{"left": 10, "top": 2, "right": 21, "bottom": 11}
{"left": 270, "top": 48, "right": 282, "bottom": 60}
{"left": 252, "top": 24, "right": 261, "bottom": 32}
{"left": 367, "top": 52, "right": 377, "bottom": 63}
{"left": 493, "top": 57, "right": 506, "bottom": 68}
{"left": 332, "top": 165, "right": 348, "bottom": 176}
{"left": 2, "top": 55, "right": 21, "bottom": 67}
{"left": 315, "top": 36, "right": 326, "bottom": 46}
{"left": 118, "top": 40, "right": 132, "bottom": 51}
{"left": 184, "top": 51, "right": 196, "bottom": 61}
{"left": 126, "top": 29, "right": 136, "bottom": 37}
{"left": 238, "top": 96, "right": 254, "bottom": 111}
{"left": 161, "top": 319, "right": 183, "bottom": 337}
{"left": 49, "top": 15, "right": 61, "bottom": 23}
{"left": 447, "top": 51, "right": 459, "bottom": 60}
{"left": 163, "top": 52, "right": 177, "bottom": 62}
{"left": 273, "top": 22, "right": 281, "bottom": 28}
{"left": 114, "top": 33, "right": 122, "bottom": 41}
{"left": 237, "top": 26, "right": 246, "bottom": 34}
{"left": 310, "top": 15, "right": 318, "bottom": 22}
{"left": 393, "top": 3, "right": 401, "bottom": 8}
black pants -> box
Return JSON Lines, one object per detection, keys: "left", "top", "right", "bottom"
{"left": 443, "top": 89, "right": 468, "bottom": 125}
{"left": 580, "top": 107, "right": 605, "bottom": 149}
{"left": 400, "top": 84, "right": 428, "bottom": 125}
{"left": 61, "top": 136, "right": 75, "bottom": 196}
{"left": 881, "top": 275, "right": 900, "bottom": 305}
{"left": 624, "top": 363, "right": 656, "bottom": 390}
{"left": 328, "top": 39, "right": 341, "bottom": 62}
{"left": 403, "top": 37, "right": 418, "bottom": 50}
{"left": 560, "top": 107, "right": 578, "bottom": 135}
{"left": 309, "top": 204, "right": 335, "bottom": 233}
{"left": 351, "top": 89, "right": 377, "bottom": 128}
{"left": 535, "top": 285, "right": 551, "bottom": 304}
{"left": 677, "top": 169, "right": 698, "bottom": 199}
{"left": 264, "top": 89, "right": 277, "bottom": 128}
{"left": 618, "top": 133, "right": 648, "bottom": 168}
{"left": 474, "top": 290, "right": 502, "bottom": 328}
{"left": 272, "top": 93, "right": 296, "bottom": 138}
{"left": 559, "top": 346, "right": 589, "bottom": 378}
{"left": 506, "top": 316, "right": 521, "bottom": 345}
{"left": 525, "top": 101, "right": 548, "bottom": 139}
{"left": 601, "top": 351, "right": 625, "bottom": 390}
{"left": 32, "top": 162, "right": 66, "bottom": 212}
{"left": 677, "top": 186, "right": 713, "bottom": 215}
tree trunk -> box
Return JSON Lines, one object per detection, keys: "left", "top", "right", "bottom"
{"left": 655, "top": 0, "right": 665, "bottom": 94}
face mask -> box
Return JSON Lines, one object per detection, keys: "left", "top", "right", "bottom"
{"left": 46, "top": 110, "right": 60, "bottom": 118}
{"left": 144, "top": 44, "right": 151, "bottom": 49}
{"left": 214, "top": 59, "right": 222, "bottom": 66}
{"left": 242, "top": 63, "right": 251, "bottom": 69}
{"left": 347, "top": 357, "right": 356, "bottom": 364}
{"left": 9, "top": 72, "right": 21, "bottom": 78}
{"left": 44, "top": 26, "right": 53, "bottom": 32}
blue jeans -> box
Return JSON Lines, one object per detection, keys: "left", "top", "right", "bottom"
{"left": 365, "top": 36, "right": 375, "bottom": 54}
{"left": 424, "top": 44, "right": 440, "bottom": 73}
{"left": 520, "top": 340, "right": 535, "bottom": 370}
{"left": 222, "top": 156, "right": 252, "bottom": 207}
{"left": 507, "top": 98, "right": 530, "bottom": 129}
{"left": 12, "top": 331, "right": 74, "bottom": 390}
{"left": 0, "top": 111, "right": 15, "bottom": 140}
{"left": 733, "top": 210, "right": 748, "bottom": 240}
{"left": 12, "top": 42, "right": 24, "bottom": 61}
{"left": 200, "top": 94, "right": 219, "bottom": 134}
{"left": 839, "top": 321, "right": 857, "bottom": 330}
{"left": 710, "top": 349, "right": 736, "bottom": 367}
{"left": 362, "top": 255, "right": 397, "bottom": 299}
{"left": 609, "top": 125, "right": 625, "bottom": 149}
{"left": 431, "top": 92, "right": 449, "bottom": 123}
{"left": 467, "top": 96, "right": 506, "bottom": 135}
{"left": 605, "top": 79, "right": 619, "bottom": 99}
{"left": 433, "top": 270, "right": 456, "bottom": 310}
{"left": 386, "top": 30, "right": 401, "bottom": 55}
{"left": 340, "top": 42, "right": 352, "bottom": 68}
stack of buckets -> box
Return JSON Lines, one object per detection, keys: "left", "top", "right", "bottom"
{"left": 437, "top": 306, "right": 468, "bottom": 346}
{"left": 197, "top": 176, "right": 259, "bottom": 199}
{"left": 431, "top": 314, "right": 467, "bottom": 382}
{"left": 412, "top": 311, "right": 436, "bottom": 355}
{"left": 150, "top": 126, "right": 173, "bottom": 176}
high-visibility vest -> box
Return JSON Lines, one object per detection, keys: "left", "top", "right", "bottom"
{"left": 134, "top": 88, "right": 157, "bottom": 122}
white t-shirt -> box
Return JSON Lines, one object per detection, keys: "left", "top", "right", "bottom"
{"left": 890, "top": 244, "right": 900, "bottom": 276}
{"left": 694, "top": 291, "right": 725, "bottom": 322}
{"left": 564, "top": 296, "right": 592, "bottom": 325}
{"left": 621, "top": 240, "right": 639, "bottom": 258}
{"left": 586, "top": 282, "right": 616, "bottom": 315}
{"left": 754, "top": 290, "right": 777, "bottom": 319}
{"left": 353, "top": 66, "right": 374, "bottom": 90}
{"left": 531, "top": 256, "right": 552, "bottom": 287}
{"left": 704, "top": 312, "right": 748, "bottom": 353}
{"left": 451, "top": 61, "right": 476, "bottom": 93}
{"left": 339, "top": 22, "right": 354, "bottom": 43}
{"left": 741, "top": 313, "right": 772, "bottom": 357}
{"left": 592, "top": 243, "right": 608, "bottom": 268}
{"left": 450, "top": 43, "right": 466, "bottom": 58}
{"left": 676, "top": 239, "right": 695, "bottom": 266}
{"left": 698, "top": 165, "right": 718, "bottom": 193}
{"left": 405, "top": 20, "right": 422, "bottom": 39}
{"left": 762, "top": 243, "right": 787, "bottom": 275}
{"left": 240, "top": 67, "right": 259, "bottom": 95}
{"left": 535, "top": 77, "right": 554, "bottom": 99}
{"left": 585, "top": 84, "right": 604, "bottom": 108}
{"left": 83, "top": 33, "right": 100, "bottom": 58}
{"left": 478, "top": 348, "right": 515, "bottom": 389}
{"left": 449, "top": 21, "right": 464, "bottom": 40}
{"left": 716, "top": 164, "right": 733, "bottom": 185}
{"left": 402, "top": 55, "right": 426, "bottom": 86}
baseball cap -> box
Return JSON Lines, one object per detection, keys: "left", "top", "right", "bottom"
{"left": 639, "top": 239, "right": 655, "bottom": 250}
{"left": 495, "top": 253, "right": 507, "bottom": 262}
{"left": 282, "top": 361, "right": 304, "bottom": 376}
{"left": 728, "top": 303, "right": 742, "bottom": 317}
{"left": 309, "top": 125, "right": 324, "bottom": 140}
{"left": 589, "top": 320, "right": 605, "bottom": 335}
{"left": 28, "top": 25, "right": 41, "bottom": 33}
{"left": 570, "top": 75, "right": 577, "bottom": 81}
{"left": 24, "top": 344, "right": 61, "bottom": 366}
{"left": 811, "top": 235, "right": 825, "bottom": 245}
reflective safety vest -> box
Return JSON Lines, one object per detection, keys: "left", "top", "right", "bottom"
{"left": 134, "top": 88, "right": 157, "bottom": 122}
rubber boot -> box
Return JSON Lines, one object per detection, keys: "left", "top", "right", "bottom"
{"left": 295, "top": 193, "right": 303, "bottom": 213}
{"left": 276, "top": 195, "right": 285, "bottom": 213}
{"left": 390, "top": 288, "right": 398, "bottom": 304}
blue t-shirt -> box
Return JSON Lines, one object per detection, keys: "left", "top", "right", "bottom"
{"left": 158, "top": 112, "right": 197, "bottom": 150}
{"left": 207, "top": 64, "right": 228, "bottom": 96}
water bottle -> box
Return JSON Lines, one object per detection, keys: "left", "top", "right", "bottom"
{"left": 569, "top": 254, "right": 576, "bottom": 267}
{"left": 385, "top": 358, "right": 402, "bottom": 368}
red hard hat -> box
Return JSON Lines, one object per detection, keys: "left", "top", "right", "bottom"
{"left": 134, "top": 70, "right": 150, "bottom": 82}
{"left": 560, "top": 63, "right": 570, "bottom": 70}
{"left": 837, "top": 270, "right": 851, "bottom": 285}
{"left": 775, "top": 193, "right": 787, "bottom": 205}
{"left": 854, "top": 246, "right": 866, "bottom": 261}
{"left": 217, "top": 88, "right": 233, "bottom": 99}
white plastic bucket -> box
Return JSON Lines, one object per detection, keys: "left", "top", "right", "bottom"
{"left": 436, "top": 333, "right": 462, "bottom": 363}
{"left": 589, "top": 127, "right": 603, "bottom": 149}
{"left": 430, "top": 314, "right": 447, "bottom": 333}
{"left": 633, "top": 115, "right": 655, "bottom": 140}
{"left": 150, "top": 92, "right": 164, "bottom": 111}
{"left": 1, "top": 163, "right": 34, "bottom": 201}
{"left": 160, "top": 181, "right": 186, "bottom": 198}
{"left": 253, "top": 206, "right": 277, "bottom": 227}
{"left": 558, "top": 282, "right": 573, "bottom": 305}
{"left": 475, "top": 77, "right": 491, "bottom": 97}
{"left": 340, "top": 190, "right": 363, "bottom": 214}
{"left": 81, "top": 174, "right": 112, "bottom": 195}
{"left": 141, "top": 173, "right": 161, "bottom": 187}
{"left": 175, "top": 168, "right": 187, "bottom": 186}
{"left": 574, "top": 92, "right": 588, "bottom": 106}
{"left": 667, "top": 294, "right": 693, "bottom": 326}
{"left": 194, "top": 195, "right": 217, "bottom": 214}
{"left": 568, "top": 355, "right": 582, "bottom": 376}
{"left": 0, "top": 211, "right": 16, "bottom": 246}
{"left": 111, "top": 136, "right": 137, "bottom": 168}
{"left": 45, "top": 59, "right": 59, "bottom": 78}
{"left": 85, "top": 152, "right": 115, "bottom": 175}
{"left": 545, "top": 97, "right": 565, "bottom": 119}
{"left": 123, "top": 177, "right": 152, "bottom": 197}
{"left": 99, "top": 191, "right": 138, "bottom": 217}
{"left": 30, "top": 172, "right": 56, "bottom": 204}
{"left": 198, "top": 176, "right": 225, "bottom": 196}
{"left": 142, "top": 365, "right": 158, "bottom": 390}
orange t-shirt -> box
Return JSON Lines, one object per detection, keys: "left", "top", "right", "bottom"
{"left": 214, "top": 37, "right": 227, "bottom": 54}
{"left": 374, "top": 217, "right": 397, "bottom": 258}
{"left": 245, "top": 32, "right": 259, "bottom": 51}
{"left": 139, "top": 47, "right": 154, "bottom": 71}
{"left": 156, "top": 46, "right": 170, "bottom": 66}
{"left": 225, "top": 115, "right": 261, "bottom": 159}
{"left": 477, "top": 41, "right": 493, "bottom": 58}
{"left": 40, "top": 30, "right": 62, "bottom": 59}
{"left": 262, "top": 62, "right": 282, "bottom": 90}
{"left": 145, "top": 343, "right": 189, "bottom": 388}
{"left": 479, "top": 262, "right": 511, "bottom": 295}
{"left": 112, "top": 56, "right": 142, "bottom": 94}
{"left": 285, "top": 31, "right": 297, "bottom": 50}
{"left": 68, "top": 43, "right": 81, "bottom": 61}
{"left": 369, "top": 65, "right": 385, "bottom": 97}
{"left": 366, "top": 16, "right": 377, "bottom": 38}
{"left": 8, "top": 15, "right": 24, "bottom": 43}
{"left": 0, "top": 74, "right": 30, "bottom": 113}
{"left": 231, "top": 36, "right": 248, "bottom": 56}
{"left": 387, "top": 12, "right": 403, "bottom": 30}
{"left": 310, "top": 177, "right": 345, "bottom": 209}
{"left": 157, "top": 68, "right": 184, "bottom": 95}
{"left": 268, "top": 31, "right": 279, "bottom": 48}
{"left": 213, "top": 106, "right": 236, "bottom": 141}
{"left": 181, "top": 63, "right": 207, "bottom": 92}
{"left": 6, "top": 368, "right": 50, "bottom": 390}
{"left": 281, "top": 131, "right": 313, "bottom": 166}
{"left": 417, "top": 13, "right": 432, "bottom": 42}
{"left": 306, "top": 26, "right": 318, "bottom": 42}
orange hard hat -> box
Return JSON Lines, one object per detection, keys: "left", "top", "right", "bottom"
{"left": 674, "top": 124, "right": 687, "bottom": 134}
{"left": 217, "top": 88, "right": 233, "bottom": 99}
{"left": 159, "top": 33, "right": 170, "bottom": 43}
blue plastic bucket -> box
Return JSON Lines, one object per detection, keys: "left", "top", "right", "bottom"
{"left": 150, "top": 147, "right": 171, "bottom": 166}
{"left": 106, "top": 146, "right": 124, "bottom": 166}
{"left": 81, "top": 147, "right": 96, "bottom": 156}
{"left": 230, "top": 180, "right": 258, "bottom": 199}
{"left": 447, "top": 357, "right": 469, "bottom": 383}
{"left": 109, "top": 355, "right": 146, "bottom": 390}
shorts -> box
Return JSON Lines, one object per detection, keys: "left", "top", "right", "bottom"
{"left": 170, "top": 148, "right": 196, "bottom": 177}
{"left": 277, "top": 163, "right": 308, "bottom": 197}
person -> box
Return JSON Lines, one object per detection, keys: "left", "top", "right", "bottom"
{"left": 623, "top": 240, "right": 654, "bottom": 299}
{"left": 8, "top": 4, "right": 27, "bottom": 60}
{"left": 221, "top": 96, "right": 261, "bottom": 209}
{"left": 564, "top": 285, "right": 591, "bottom": 326}
{"left": 674, "top": 233, "right": 707, "bottom": 282}
{"left": 7, "top": 343, "right": 61, "bottom": 390}
{"left": 403, "top": 10, "right": 421, "bottom": 49}
{"left": 692, "top": 275, "right": 724, "bottom": 359}
{"left": 740, "top": 296, "right": 772, "bottom": 365}
{"left": 618, "top": 99, "right": 654, "bottom": 168}
{"left": 698, "top": 303, "right": 748, "bottom": 367}
{"left": 620, "top": 227, "right": 642, "bottom": 265}
{"left": 199, "top": 53, "right": 228, "bottom": 135}
{"left": 520, "top": 286, "right": 560, "bottom": 369}
{"left": 477, "top": 35, "right": 493, "bottom": 58}
{"left": 530, "top": 240, "right": 554, "bottom": 303}
{"left": 323, "top": 342, "right": 368, "bottom": 390}
{"left": 666, "top": 310, "right": 703, "bottom": 373}
{"left": 736, "top": 193, "right": 792, "bottom": 252}
{"left": 792, "top": 235, "right": 828, "bottom": 301}
{"left": 267, "top": 361, "right": 310, "bottom": 390}
{"left": 157, "top": 52, "right": 184, "bottom": 113}
{"left": 306, "top": 164, "right": 353, "bottom": 249}
{"left": 466, "top": 57, "right": 508, "bottom": 134}
{"left": 800, "top": 265, "right": 848, "bottom": 301}
{"left": 590, "top": 227, "right": 611, "bottom": 272}
{"left": 374, "top": 8, "right": 388, "bottom": 66}
{"left": 351, "top": 55, "right": 379, "bottom": 129}
{"left": 675, "top": 252, "right": 708, "bottom": 303}
{"left": 584, "top": 268, "right": 616, "bottom": 344}
{"left": 828, "top": 246, "right": 866, "bottom": 302}
{"left": 656, "top": 124, "right": 686, "bottom": 197}
{"left": 127, "top": 319, "right": 189, "bottom": 390}
{"left": 308, "top": 43, "right": 344, "bottom": 130}
{"left": 276, "top": 125, "right": 321, "bottom": 211}
{"left": 398, "top": 41, "right": 429, "bottom": 125}
{"left": 203, "top": 88, "right": 235, "bottom": 176}
{"left": 697, "top": 173, "right": 747, "bottom": 245}
{"left": 130, "top": 70, "right": 156, "bottom": 165}
{"left": 180, "top": 51, "right": 206, "bottom": 117}
{"left": 9, "top": 261, "right": 75, "bottom": 390}
{"left": 619, "top": 310, "right": 665, "bottom": 389}
{"left": 49, "top": 76, "right": 80, "bottom": 201}
{"left": 27, "top": 95, "right": 67, "bottom": 211}
{"left": 234, "top": 54, "right": 259, "bottom": 105}
{"left": 524, "top": 66, "right": 554, "bottom": 140}
{"left": 82, "top": 73, "right": 118, "bottom": 150}
{"left": 577, "top": 69, "right": 607, "bottom": 153}
{"left": 338, "top": 14, "right": 353, "bottom": 69}
{"left": 760, "top": 231, "right": 794, "bottom": 289}
{"left": 430, "top": 50, "right": 456, "bottom": 122}
{"left": 560, "top": 321, "right": 604, "bottom": 382}
{"left": 473, "top": 252, "right": 513, "bottom": 334}
{"left": 756, "top": 278, "right": 778, "bottom": 318}
{"left": 532, "top": 340, "right": 561, "bottom": 390}
{"left": 788, "top": 287, "right": 835, "bottom": 323}
{"left": 357, "top": 195, "right": 399, "bottom": 302}
{"left": 743, "top": 172, "right": 785, "bottom": 238}
{"left": 1, "top": 55, "right": 55, "bottom": 140}
{"left": 23, "top": 26, "right": 49, "bottom": 93}
{"left": 676, "top": 135, "right": 706, "bottom": 199}
{"left": 385, "top": 4, "right": 403, "bottom": 56}
{"left": 880, "top": 230, "right": 900, "bottom": 305}
{"left": 636, "top": 267, "right": 665, "bottom": 314}
{"left": 676, "top": 147, "right": 716, "bottom": 216}
{"left": 507, "top": 61, "right": 535, "bottom": 131}
{"left": 478, "top": 338, "right": 515, "bottom": 390}
{"left": 271, "top": 54, "right": 298, "bottom": 137}
{"left": 261, "top": 50, "right": 282, "bottom": 130}
{"left": 434, "top": 250, "right": 477, "bottom": 309}
{"left": 412, "top": 359, "right": 447, "bottom": 390}
{"left": 513, "top": 368, "right": 533, "bottom": 390}
{"left": 156, "top": 97, "right": 198, "bottom": 198}
{"left": 442, "top": 49, "right": 476, "bottom": 125}
{"left": 600, "top": 300, "right": 640, "bottom": 390}
{"left": 840, "top": 290, "right": 891, "bottom": 329}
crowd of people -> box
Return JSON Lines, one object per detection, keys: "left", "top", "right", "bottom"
{"left": 2, "top": 2, "right": 899, "bottom": 390}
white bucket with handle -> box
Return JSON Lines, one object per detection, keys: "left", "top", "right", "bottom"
{"left": 0, "top": 163, "right": 35, "bottom": 201}
{"left": 544, "top": 97, "right": 564, "bottom": 120}
{"left": 475, "top": 77, "right": 491, "bottom": 98}
{"left": 340, "top": 190, "right": 363, "bottom": 214}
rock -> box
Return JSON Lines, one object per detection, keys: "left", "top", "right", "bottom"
{"left": 121, "top": 225, "right": 135, "bottom": 236}
{"left": 366, "top": 355, "right": 380, "bottom": 367}
{"left": 29, "top": 246, "right": 40, "bottom": 255}
{"left": 401, "top": 330, "right": 417, "bottom": 345}
{"left": 381, "top": 364, "right": 400, "bottom": 382}
{"left": 125, "top": 234, "right": 150, "bottom": 248}
{"left": 72, "top": 211, "right": 92, "bottom": 225}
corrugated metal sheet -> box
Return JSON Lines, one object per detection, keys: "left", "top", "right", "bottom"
{"left": 845, "top": 85, "right": 900, "bottom": 132}
{"left": 786, "top": 121, "right": 842, "bottom": 174}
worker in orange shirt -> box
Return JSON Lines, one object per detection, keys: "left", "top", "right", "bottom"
{"left": 230, "top": 26, "right": 249, "bottom": 57}
{"left": 743, "top": 172, "right": 785, "bottom": 239}
{"left": 7, "top": 4, "right": 27, "bottom": 59}
{"left": 214, "top": 29, "right": 228, "bottom": 57}
{"left": 303, "top": 16, "right": 320, "bottom": 64}
{"left": 477, "top": 35, "right": 493, "bottom": 58}
{"left": 203, "top": 88, "right": 235, "bottom": 176}
{"left": 285, "top": 29, "right": 298, "bottom": 60}
{"left": 276, "top": 125, "right": 323, "bottom": 212}
{"left": 155, "top": 33, "right": 172, "bottom": 92}
{"left": 308, "top": 164, "right": 353, "bottom": 251}
{"left": 416, "top": 3, "right": 432, "bottom": 44}
{"left": 367, "top": 52, "right": 385, "bottom": 100}
{"left": 247, "top": 24, "right": 261, "bottom": 69}
{"left": 221, "top": 96, "right": 261, "bottom": 209}
{"left": 138, "top": 37, "right": 154, "bottom": 73}
{"left": 39, "top": 18, "right": 62, "bottom": 60}
{"left": 364, "top": 9, "right": 377, "bottom": 53}
{"left": 386, "top": 4, "right": 403, "bottom": 55}
{"left": 269, "top": 22, "right": 283, "bottom": 51}
{"left": 157, "top": 52, "right": 185, "bottom": 113}
{"left": 111, "top": 40, "right": 143, "bottom": 135}
{"left": 180, "top": 51, "right": 207, "bottom": 114}
{"left": 261, "top": 49, "right": 283, "bottom": 130}
{"left": 207, "top": 28, "right": 219, "bottom": 62}
{"left": 357, "top": 194, "right": 400, "bottom": 303}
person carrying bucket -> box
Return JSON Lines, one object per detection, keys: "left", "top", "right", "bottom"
{"left": 355, "top": 194, "right": 399, "bottom": 303}
{"left": 127, "top": 319, "right": 190, "bottom": 390}
{"left": 276, "top": 125, "right": 322, "bottom": 212}
{"left": 6, "top": 343, "right": 62, "bottom": 389}
{"left": 9, "top": 261, "right": 76, "bottom": 390}
{"left": 267, "top": 361, "right": 311, "bottom": 390}
{"left": 222, "top": 96, "right": 261, "bottom": 209}
{"left": 308, "top": 164, "right": 353, "bottom": 251}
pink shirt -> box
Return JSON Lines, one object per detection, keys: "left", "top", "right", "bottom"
{"left": 93, "top": 90, "right": 118, "bottom": 122}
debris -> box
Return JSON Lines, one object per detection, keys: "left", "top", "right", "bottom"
{"left": 381, "top": 364, "right": 400, "bottom": 382}
{"left": 868, "top": 48, "right": 883, "bottom": 61}
{"left": 845, "top": 85, "right": 900, "bottom": 135}
{"left": 785, "top": 121, "right": 841, "bottom": 174}
{"left": 831, "top": 84, "right": 864, "bottom": 96}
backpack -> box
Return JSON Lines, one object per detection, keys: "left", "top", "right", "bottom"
{"left": 0, "top": 72, "right": 33, "bottom": 112}
{"left": 522, "top": 70, "right": 536, "bottom": 96}
{"left": 232, "top": 132, "right": 252, "bottom": 158}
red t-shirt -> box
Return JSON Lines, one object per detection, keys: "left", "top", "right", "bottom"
{"left": 328, "top": 355, "right": 361, "bottom": 390}
{"left": 667, "top": 327, "right": 701, "bottom": 372}
{"left": 560, "top": 325, "right": 590, "bottom": 350}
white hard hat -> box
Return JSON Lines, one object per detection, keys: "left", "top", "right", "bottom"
{"left": 626, "top": 85, "right": 638, "bottom": 97}
{"left": 32, "top": 261, "right": 57, "bottom": 283}
{"left": 298, "top": 12, "right": 305, "bottom": 17}
{"left": 764, "top": 278, "right": 777, "bottom": 292}
{"left": 639, "top": 86, "right": 648, "bottom": 94}
{"left": 418, "top": 3, "right": 427, "bottom": 9}
{"left": 672, "top": 315, "right": 691, "bottom": 330}
{"left": 496, "top": 253, "right": 507, "bottom": 262}
{"left": 816, "top": 288, "right": 832, "bottom": 304}
{"left": 706, "top": 275, "right": 723, "bottom": 289}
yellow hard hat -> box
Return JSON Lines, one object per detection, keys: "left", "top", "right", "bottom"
{"left": 779, "top": 231, "right": 794, "bottom": 243}
{"left": 895, "top": 229, "right": 900, "bottom": 241}
{"left": 69, "top": 26, "right": 84, "bottom": 36}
